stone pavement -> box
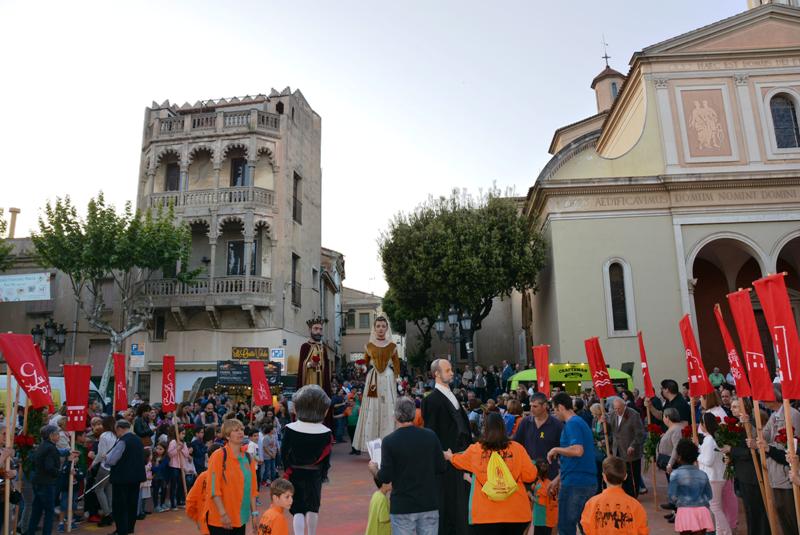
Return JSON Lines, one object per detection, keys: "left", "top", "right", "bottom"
{"left": 67, "top": 441, "right": 746, "bottom": 534}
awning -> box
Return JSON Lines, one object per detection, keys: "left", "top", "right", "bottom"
{"left": 509, "top": 363, "right": 633, "bottom": 392}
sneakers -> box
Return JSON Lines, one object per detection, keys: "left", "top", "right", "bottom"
{"left": 154, "top": 505, "right": 167, "bottom": 513}
{"left": 57, "top": 522, "right": 79, "bottom": 533}
{"left": 98, "top": 515, "right": 114, "bottom": 527}
{"left": 88, "top": 515, "right": 102, "bottom": 523}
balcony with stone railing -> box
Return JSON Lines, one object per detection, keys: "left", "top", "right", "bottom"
{"left": 148, "top": 186, "right": 275, "bottom": 210}
{"left": 151, "top": 109, "right": 281, "bottom": 140}
{"left": 142, "top": 276, "right": 273, "bottom": 310}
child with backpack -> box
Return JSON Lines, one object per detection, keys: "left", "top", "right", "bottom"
{"left": 444, "top": 412, "right": 537, "bottom": 534}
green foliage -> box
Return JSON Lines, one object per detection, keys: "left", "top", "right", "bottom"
{"left": 32, "top": 193, "right": 194, "bottom": 393}
{"left": 0, "top": 215, "right": 13, "bottom": 271}
{"left": 379, "top": 187, "right": 546, "bottom": 359}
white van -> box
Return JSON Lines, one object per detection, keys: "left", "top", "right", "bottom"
{"left": 0, "top": 375, "right": 106, "bottom": 413}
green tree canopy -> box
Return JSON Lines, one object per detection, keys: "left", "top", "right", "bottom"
{"left": 380, "top": 188, "right": 546, "bottom": 363}
{"left": 32, "top": 193, "right": 193, "bottom": 395}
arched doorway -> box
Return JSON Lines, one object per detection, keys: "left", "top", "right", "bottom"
{"left": 689, "top": 238, "right": 767, "bottom": 373}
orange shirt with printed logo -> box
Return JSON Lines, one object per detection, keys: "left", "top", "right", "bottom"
{"left": 450, "top": 440, "right": 537, "bottom": 525}
{"left": 580, "top": 486, "right": 649, "bottom": 535}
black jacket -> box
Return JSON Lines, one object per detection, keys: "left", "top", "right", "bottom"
{"left": 31, "top": 439, "right": 60, "bottom": 486}
{"left": 421, "top": 389, "right": 472, "bottom": 453}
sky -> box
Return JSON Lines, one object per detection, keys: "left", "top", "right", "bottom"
{"left": 0, "top": 1, "right": 743, "bottom": 296}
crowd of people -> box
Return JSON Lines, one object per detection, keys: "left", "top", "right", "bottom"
{"left": 355, "top": 358, "right": 800, "bottom": 535}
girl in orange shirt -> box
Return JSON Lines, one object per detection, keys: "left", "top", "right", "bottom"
{"left": 445, "top": 412, "right": 538, "bottom": 535}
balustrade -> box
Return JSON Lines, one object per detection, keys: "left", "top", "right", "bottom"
{"left": 143, "top": 276, "right": 271, "bottom": 297}
{"left": 160, "top": 117, "right": 184, "bottom": 134}
{"left": 223, "top": 111, "right": 250, "bottom": 128}
{"left": 148, "top": 187, "right": 274, "bottom": 209}
{"left": 191, "top": 112, "right": 216, "bottom": 130}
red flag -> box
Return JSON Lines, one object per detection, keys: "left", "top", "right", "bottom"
{"left": 63, "top": 364, "right": 92, "bottom": 432}
{"left": 162, "top": 355, "right": 177, "bottom": 413}
{"left": 753, "top": 274, "right": 800, "bottom": 400}
{"left": 113, "top": 353, "right": 128, "bottom": 411}
{"left": 532, "top": 345, "right": 550, "bottom": 398}
{"left": 248, "top": 360, "right": 273, "bottom": 407}
{"left": 637, "top": 332, "right": 656, "bottom": 399}
{"left": 585, "top": 337, "right": 615, "bottom": 398}
{"left": 727, "top": 289, "right": 775, "bottom": 401}
{"left": 0, "top": 334, "right": 54, "bottom": 409}
{"left": 679, "top": 315, "right": 714, "bottom": 397}
{"left": 712, "top": 304, "right": 752, "bottom": 398}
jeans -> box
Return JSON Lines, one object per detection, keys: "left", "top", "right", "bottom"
{"left": 334, "top": 417, "right": 346, "bottom": 442}
{"left": 557, "top": 484, "right": 596, "bottom": 535}
{"left": 27, "top": 483, "right": 57, "bottom": 535}
{"left": 168, "top": 467, "right": 184, "bottom": 507}
{"left": 263, "top": 459, "right": 277, "bottom": 481}
{"left": 95, "top": 466, "right": 113, "bottom": 516}
{"left": 390, "top": 510, "right": 439, "bottom": 535}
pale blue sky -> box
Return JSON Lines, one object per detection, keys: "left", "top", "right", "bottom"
{"left": 0, "top": 1, "right": 742, "bottom": 295}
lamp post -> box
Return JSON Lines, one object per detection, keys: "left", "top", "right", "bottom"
{"left": 31, "top": 317, "right": 67, "bottom": 369}
{"left": 434, "top": 305, "right": 474, "bottom": 367}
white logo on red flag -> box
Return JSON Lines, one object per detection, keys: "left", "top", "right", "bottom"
{"left": 20, "top": 361, "right": 50, "bottom": 395}
{"left": 163, "top": 372, "right": 176, "bottom": 407}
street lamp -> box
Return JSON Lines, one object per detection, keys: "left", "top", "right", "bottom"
{"left": 434, "top": 305, "right": 474, "bottom": 367}
{"left": 31, "top": 317, "right": 67, "bottom": 369}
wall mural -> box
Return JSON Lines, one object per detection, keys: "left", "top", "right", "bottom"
{"left": 681, "top": 89, "right": 733, "bottom": 158}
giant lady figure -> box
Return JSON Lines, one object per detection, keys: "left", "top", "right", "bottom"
{"left": 352, "top": 316, "right": 400, "bottom": 451}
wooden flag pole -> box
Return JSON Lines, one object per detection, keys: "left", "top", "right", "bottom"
{"left": 690, "top": 397, "right": 699, "bottom": 444}
{"left": 3, "top": 365, "right": 13, "bottom": 535}
{"left": 782, "top": 398, "right": 800, "bottom": 532}
{"left": 598, "top": 399, "right": 611, "bottom": 457}
{"left": 646, "top": 411, "right": 658, "bottom": 509}
{"left": 751, "top": 405, "right": 780, "bottom": 535}
{"left": 66, "top": 432, "right": 75, "bottom": 532}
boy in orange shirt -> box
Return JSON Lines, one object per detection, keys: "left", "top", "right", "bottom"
{"left": 258, "top": 478, "right": 294, "bottom": 535}
{"left": 580, "top": 456, "right": 649, "bottom": 535}
{"left": 530, "top": 459, "right": 558, "bottom": 535}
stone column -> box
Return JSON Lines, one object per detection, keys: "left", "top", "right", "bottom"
{"left": 180, "top": 163, "right": 189, "bottom": 192}
{"left": 247, "top": 160, "right": 257, "bottom": 190}
{"left": 243, "top": 231, "right": 254, "bottom": 291}
{"left": 734, "top": 73, "right": 761, "bottom": 163}
{"left": 147, "top": 171, "right": 156, "bottom": 196}
{"left": 209, "top": 213, "right": 219, "bottom": 291}
{"left": 653, "top": 77, "right": 679, "bottom": 167}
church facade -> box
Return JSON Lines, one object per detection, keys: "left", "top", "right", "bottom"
{"left": 524, "top": 2, "right": 800, "bottom": 386}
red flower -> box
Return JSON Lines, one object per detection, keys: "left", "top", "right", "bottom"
{"left": 647, "top": 424, "right": 663, "bottom": 435}
{"left": 776, "top": 428, "right": 788, "bottom": 445}
{"left": 184, "top": 423, "right": 195, "bottom": 430}
{"left": 724, "top": 416, "right": 738, "bottom": 425}
{"left": 355, "top": 359, "right": 366, "bottom": 366}
{"left": 14, "top": 434, "right": 35, "bottom": 447}
{"left": 681, "top": 426, "right": 693, "bottom": 438}
{"left": 715, "top": 416, "right": 722, "bottom": 422}
{"left": 312, "top": 355, "right": 320, "bottom": 363}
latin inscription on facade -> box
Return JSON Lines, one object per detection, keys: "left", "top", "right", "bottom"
{"left": 552, "top": 188, "right": 800, "bottom": 213}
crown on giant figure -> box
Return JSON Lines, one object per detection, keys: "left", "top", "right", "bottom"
{"left": 306, "top": 316, "right": 328, "bottom": 328}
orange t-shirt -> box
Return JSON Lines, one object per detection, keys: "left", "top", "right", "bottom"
{"left": 580, "top": 486, "right": 649, "bottom": 535}
{"left": 413, "top": 408, "right": 424, "bottom": 428}
{"left": 185, "top": 470, "right": 210, "bottom": 535}
{"left": 206, "top": 445, "right": 258, "bottom": 528}
{"left": 532, "top": 478, "right": 558, "bottom": 528}
{"left": 450, "top": 440, "right": 537, "bottom": 525}
{"left": 257, "top": 505, "right": 288, "bottom": 535}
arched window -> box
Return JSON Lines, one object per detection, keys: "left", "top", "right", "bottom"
{"left": 603, "top": 258, "right": 636, "bottom": 336}
{"left": 611, "top": 82, "right": 619, "bottom": 100}
{"left": 770, "top": 94, "right": 800, "bottom": 149}
{"left": 608, "top": 263, "right": 628, "bottom": 331}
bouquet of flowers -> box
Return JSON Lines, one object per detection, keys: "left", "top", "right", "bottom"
{"left": 776, "top": 427, "right": 788, "bottom": 446}
{"left": 643, "top": 423, "right": 664, "bottom": 469}
{"left": 681, "top": 425, "right": 694, "bottom": 439}
{"left": 714, "top": 416, "right": 745, "bottom": 479}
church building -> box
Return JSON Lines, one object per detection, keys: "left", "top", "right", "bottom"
{"left": 524, "top": 0, "right": 800, "bottom": 385}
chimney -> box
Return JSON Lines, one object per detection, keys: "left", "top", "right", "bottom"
{"left": 8, "top": 207, "right": 20, "bottom": 239}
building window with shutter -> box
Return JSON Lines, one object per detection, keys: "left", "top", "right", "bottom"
{"left": 293, "top": 172, "right": 303, "bottom": 224}
{"left": 359, "top": 312, "right": 370, "bottom": 329}
{"left": 346, "top": 310, "right": 356, "bottom": 329}
{"left": 602, "top": 258, "right": 636, "bottom": 337}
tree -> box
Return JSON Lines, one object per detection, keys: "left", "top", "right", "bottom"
{"left": 0, "top": 213, "right": 13, "bottom": 271}
{"left": 379, "top": 187, "right": 546, "bottom": 362}
{"left": 32, "top": 193, "right": 193, "bottom": 397}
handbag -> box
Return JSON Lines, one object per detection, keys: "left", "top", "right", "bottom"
{"left": 656, "top": 453, "right": 671, "bottom": 471}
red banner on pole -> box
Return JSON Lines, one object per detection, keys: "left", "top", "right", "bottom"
{"left": 637, "top": 332, "right": 656, "bottom": 399}
{"left": 248, "top": 360, "right": 272, "bottom": 407}
{"left": 712, "top": 304, "right": 752, "bottom": 398}
{"left": 753, "top": 274, "right": 800, "bottom": 400}
{"left": 113, "top": 353, "right": 128, "bottom": 412}
{"left": 532, "top": 345, "right": 550, "bottom": 398}
{"left": 162, "top": 355, "right": 177, "bottom": 413}
{"left": 679, "top": 314, "right": 714, "bottom": 397}
{"left": 585, "top": 337, "right": 615, "bottom": 398}
{"left": 727, "top": 289, "right": 775, "bottom": 401}
{"left": 0, "top": 334, "right": 54, "bottom": 409}
{"left": 63, "top": 364, "right": 92, "bottom": 432}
